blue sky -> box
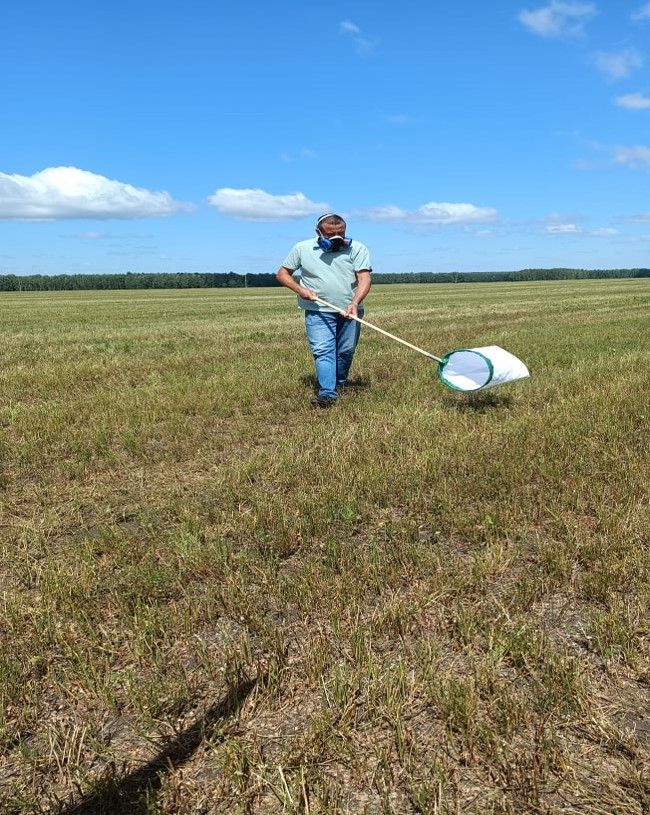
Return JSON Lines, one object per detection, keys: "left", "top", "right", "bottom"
{"left": 1, "top": 0, "right": 649, "bottom": 275}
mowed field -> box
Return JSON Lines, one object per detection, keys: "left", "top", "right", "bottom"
{"left": 0, "top": 280, "right": 648, "bottom": 815}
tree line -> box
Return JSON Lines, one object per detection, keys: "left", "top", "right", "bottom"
{"left": 0, "top": 268, "right": 647, "bottom": 292}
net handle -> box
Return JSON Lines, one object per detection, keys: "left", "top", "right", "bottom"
{"left": 313, "top": 296, "right": 443, "bottom": 363}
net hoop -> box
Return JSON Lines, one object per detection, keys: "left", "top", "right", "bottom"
{"left": 437, "top": 348, "right": 494, "bottom": 392}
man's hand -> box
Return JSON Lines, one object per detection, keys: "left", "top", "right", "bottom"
{"left": 297, "top": 286, "right": 318, "bottom": 301}
{"left": 343, "top": 302, "right": 359, "bottom": 319}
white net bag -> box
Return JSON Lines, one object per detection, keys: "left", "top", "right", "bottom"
{"left": 437, "top": 346, "right": 530, "bottom": 392}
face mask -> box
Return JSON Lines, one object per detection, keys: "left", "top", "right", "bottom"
{"left": 317, "top": 233, "right": 352, "bottom": 252}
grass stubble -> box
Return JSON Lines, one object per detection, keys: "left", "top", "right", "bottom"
{"left": 0, "top": 280, "right": 647, "bottom": 814}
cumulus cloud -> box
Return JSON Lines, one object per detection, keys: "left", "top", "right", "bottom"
{"left": 592, "top": 48, "right": 644, "bottom": 79}
{"left": 207, "top": 188, "right": 330, "bottom": 221}
{"left": 613, "top": 145, "right": 650, "bottom": 167}
{"left": 353, "top": 201, "right": 497, "bottom": 225}
{"left": 0, "top": 166, "right": 189, "bottom": 220}
{"left": 518, "top": 1, "right": 596, "bottom": 38}
{"left": 631, "top": 2, "right": 650, "bottom": 21}
{"left": 615, "top": 92, "right": 650, "bottom": 108}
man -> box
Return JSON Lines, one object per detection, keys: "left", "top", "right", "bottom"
{"left": 276, "top": 213, "right": 372, "bottom": 407}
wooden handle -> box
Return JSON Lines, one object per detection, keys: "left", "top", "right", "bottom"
{"left": 313, "top": 297, "right": 443, "bottom": 364}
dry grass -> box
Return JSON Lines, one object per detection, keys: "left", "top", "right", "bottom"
{"left": 0, "top": 280, "right": 648, "bottom": 814}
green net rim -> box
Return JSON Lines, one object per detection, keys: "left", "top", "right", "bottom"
{"left": 437, "top": 348, "right": 495, "bottom": 392}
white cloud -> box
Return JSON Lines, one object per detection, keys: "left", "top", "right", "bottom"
{"left": 353, "top": 37, "right": 377, "bottom": 52}
{"left": 518, "top": 1, "right": 596, "bottom": 38}
{"left": 339, "top": 19, "right": 377, "bottom": 52}
{"left": 281, "top": 148, "right": 319, "bottom": 162}
{"left": 613, "top": 145, "right": 650, "bottom": 167}
{"left": 207, "top": 188, "right": 330, "bottom": 221}
{"left": 628, "top": 212, "right": 650, "bottom": 221}
{"left": 575, "top": 138, "right": 650, "bottom": 169}
{"left": 0, "top": 166, "right": 189, "bottom": 220}
{"left": 631, "top": 3, "right": 650, "bottom": 21}
{"left": 72, "top": 230, "right": 106, "bottom": 239}
{"left": 546, "top": 223, "right": 580, "bottom": 233}
{"left": 417, "top": 202, "right": 497, "bottom": 223}
{"left": 355, "top": 205, "right": 409, "bottom": 221}
{"left": 592, "top": 48, "right": 644, "bottom": 79}
{"left": 615, "top": 92, "right": 650, "bottom": 108}
{"left": 354, "top": 201, "right": 497, "bottom": 225}
{"left": 339, "top": 20, "right": 360, "bottom": 34}
{"left": 590, "top": 227, "right": 619, "bottom": 236}
{"left": 62, "top": 230, "right": 154, "bottom": 240}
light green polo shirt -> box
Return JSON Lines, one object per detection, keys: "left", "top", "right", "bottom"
{"left": 282, "top": 239, "right": 372, "bottom": 312}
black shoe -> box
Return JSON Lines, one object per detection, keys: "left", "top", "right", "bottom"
{"left": 311, "top": 395, "right": 337, "bottom": 408}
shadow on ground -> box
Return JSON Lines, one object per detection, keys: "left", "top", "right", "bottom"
{"left": 58, "top": 676, "right": 257, "bottom": 815}
{"left": 299, "top": 373, "right": 371, "bottom": 393}
{"left": 443, "top": 392, "right": 513, "bottom": 413}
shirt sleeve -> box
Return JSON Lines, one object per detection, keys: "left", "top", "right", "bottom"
{"left": 282, "top": 244, "right": 301, "bottom": 270}
{"left": 352, "top": 243, "right": 372, "bottom": 272}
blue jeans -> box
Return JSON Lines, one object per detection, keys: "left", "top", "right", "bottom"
{"left": 304, "top": 309, "right": 363, "bottom": 399}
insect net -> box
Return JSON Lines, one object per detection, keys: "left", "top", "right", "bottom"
{"left": 437, "top": 346, "right": 529, "bottom": 392}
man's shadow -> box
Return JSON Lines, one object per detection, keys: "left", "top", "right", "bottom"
{"left": 59, "top": 675, "right": 257, "bottom": 815}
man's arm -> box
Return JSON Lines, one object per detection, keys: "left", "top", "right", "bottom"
{"left": 343, "top": 270, "right": 372, "bottom": 318}
{"left": 275, "top": 266, "right": 318, "bottom": 301}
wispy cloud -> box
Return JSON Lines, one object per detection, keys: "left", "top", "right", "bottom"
{"left": 0, "top": 167, "right": 190, "bottom": 220}
{"left": 339, "top": 19, "right": 378, "bottom": 52}
{"left": 631, "top": 3, "right": 650, "bottom": 21}
{"left": 353, "top": 201, "right": 497, "bottom": 225}
{"left": 592, "top": 48, "right": 644, "bottom": 79}
{"left": 280, "top": 148, "right": 319, "bottom": 162}
{"left": 382, "top": 113, "right": 417, "bottom": 125}
{"left": 546, "top": 222, "right": 580, "bottom": 233}
{"left": 68, "top": 230, "right": 107, "bottom": 240}
{"left": 613, "top": 145, "right": 650, "bottom": 167}
{"left": 207, "top": 188, "right": 329, "bottom": 221}
{"left": 62, "top": 230, "right": 155, "bottom": 240}
{"left": 339, "top": 20, "right": 360, "bottom": 34}
{"left": 589, "top": 227, "right": 619, "bottom": 235}
{"left": 574, "top": 138, "right": 650, "bottom": 169}
{"left": 615, "top": 92, "right": 650, "bottom": 108}
{"left": 518, "top": 1, "right": 596, "bottom": 38}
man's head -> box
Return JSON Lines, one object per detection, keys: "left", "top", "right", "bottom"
{"left": 316, "top": 214, "right": 350, "bottom": 251}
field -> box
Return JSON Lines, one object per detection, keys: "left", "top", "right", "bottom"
{"left": 0, "top": 279, "right": 648, "bottom": 815}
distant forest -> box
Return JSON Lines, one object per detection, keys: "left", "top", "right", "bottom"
{"left": 0, "top": 268, "right": 647, "bottom": 292}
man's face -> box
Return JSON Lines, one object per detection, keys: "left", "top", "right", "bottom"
{"left": 319, "top": 221, "right": 346, "bottom": 238}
